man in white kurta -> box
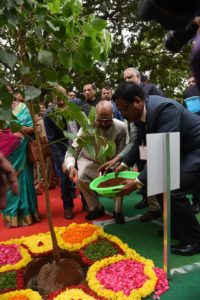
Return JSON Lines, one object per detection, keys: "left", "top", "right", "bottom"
{"left": 63, "top": 101, "right": 128, "bottom": 223}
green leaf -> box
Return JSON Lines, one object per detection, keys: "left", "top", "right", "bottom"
{"left": 0, "top": 86, "right": 13, "bottom": 105}
{"left": 24, "top": 86, "right": 41, "bottom": 100}
{"left": 0, "top": 107, "right": 14, "bottom": 123}
{"left": 46, "top": 81, "right": 58, "bottom": 86}
{"left": 38, "top": 50, "right": 54, "bottom": 66}
{"left": 14, "top": 0, "right": 24, "bottom": 4}
{"left": 58, "top": 48, "right": 69, "bottom": 68}
{"left": 0, "top": 14, "right": 7, "bottom": 28}
{"left": 84, "top": 142, "right": 96, "bottom": 160}
{"left": 63, "top": 0, "right": 82, "bottom": 17}
{"left": 61, "top": 75, "right": 72, "bottom": 83}
{"left": 0, "top": 49, "right": 17, "bottom": 69}
{"left": 44, "top": 69, "right": 57, "bottom": 81}
{"left": 91, "top": 18, "right": 107, "bottom": 32}
{"left": 47, "top": 0, "right": 60, "bottom": 13}
{"left": 73, "top": 111, "right": 88, "bottom": 128}
{"left": 58, "top": 48, "right": 71, "bottom": 69}
{"left": 63, "top": 131, "right": 76, "bottom": 141}
{"left": 88, "top": 106, "right": 96, "bottom": 125}
{"left": 7, "top": 9, "right": 19, "bottom": 26}
{"left": 68, "top": 101, "right": 82, "bottom": 114}
{"left": 19, "top": 65, "right": 30, "bottom": 75}
{"left": 10, "top": 122, "right": 22, "bottom": 133}
{"left": 35, "top": 26, "right": 43, "bottom": 42}
{"left": 46, "top": 20, "right": 60, "bottom": 32}
{"left": 0, "top": 120, "right": 6, "bottom": 128}
{"left": 97, "top": 146, "right": 106, "bottom": 165}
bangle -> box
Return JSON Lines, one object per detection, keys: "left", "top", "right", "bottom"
{"left": 120, "top": 162, "right": 128, "bottom": 168}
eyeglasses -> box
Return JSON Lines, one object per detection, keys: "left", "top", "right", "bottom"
{"left": 96, "top": 118, "right": 113, "bottom": 122}
{"left": 118, "top": 102, "right": 132, "bottom": 114}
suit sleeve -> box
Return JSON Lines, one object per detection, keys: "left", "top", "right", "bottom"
{"left": 121, "top": 124, "right": 145, "bottom": 167}
{"left": 150, "top": 84, "right": 164, "bottom": 96}
{"left": 138, "top": 103, "right": 181, "bottom": 184}
{"left": 119, "top": 123, "right": 138, "bottom": 160}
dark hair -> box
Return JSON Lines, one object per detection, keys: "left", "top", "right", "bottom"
{"left": 101, "top": 86, "right": 111, "bottom": 91}
{"left": 83, "top": 83, "right": 96, "bottom": 90}
{"left": 113, "top": 81, "right": 146, "bottom": 103}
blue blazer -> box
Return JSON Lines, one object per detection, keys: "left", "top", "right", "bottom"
{"left": 122, "top": 95, "right": 200, "bottom": 184}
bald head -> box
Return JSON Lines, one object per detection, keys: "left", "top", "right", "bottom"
{"left": 55, "top": 85, "right": 67, "bottom": 95}
{"left": 95, "top": 101, "right": 113, "bottom": 130}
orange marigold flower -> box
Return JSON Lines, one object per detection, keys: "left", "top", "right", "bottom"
{"left": 62, "top": 224, "right": 97, "bottom": 244}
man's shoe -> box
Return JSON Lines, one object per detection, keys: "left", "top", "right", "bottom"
{"left": 171, "top": 243, "right": 200, "bottom": 256}
{"left": 64, "top": 208, "right": 74, "bottom": 219}
{"left": 139, "top": 210, "right": 162, "bottom": 222}
{"left": 113, "top": 212, "right": 125, "bottom": 224}
{"left": 85, "top": 206, "right": 105, "bottom": 220}
{"left": 158, "top": 229, "right": 178, "bottom": 239}
{"left": 135, "top": 198, "right": 148, "bottom": 209}
{"left": 192, "top": 203, "right": 200, "bottom": 214}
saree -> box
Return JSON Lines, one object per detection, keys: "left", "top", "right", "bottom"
{"left": 1, "top": 102, "right": 40, "bottom": 227}
{"left": 0, "top": 129, "right": 20, "bottom": 157}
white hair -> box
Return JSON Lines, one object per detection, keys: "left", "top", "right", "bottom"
{"left": 124, "top": 67, "right": 141, "bottom": 78}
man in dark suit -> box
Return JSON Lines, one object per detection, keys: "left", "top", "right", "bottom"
{"left": 112, "top": 81, "right": 200, "bottom": 256}
{"left": 123, "top": 67, "right": 163, "bottom": 218}
{"left": 123, "top": 67, "right": 163, "bottom": 97}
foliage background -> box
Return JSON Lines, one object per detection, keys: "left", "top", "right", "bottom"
{"left": 0, "top": 0, "right": 193, "bottom": 104}
{"left": 79, "top": 0, "right": 192, "bottom": 99}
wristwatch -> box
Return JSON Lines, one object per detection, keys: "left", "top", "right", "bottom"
{"left": 135, "top": 177, "right": 144, "bottom": 190}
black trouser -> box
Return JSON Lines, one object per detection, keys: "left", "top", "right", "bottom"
{"left": 191, "top": 189, "right": 200, "bottom": 205}
{"left": 157, "top": 171, "right": 200, "bottom": 245}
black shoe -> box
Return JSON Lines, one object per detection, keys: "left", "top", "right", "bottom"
{"left": 139, "top": 210, "right": 162, "bottom": 222}
{"left": 171, "top": 243, "right": 200, "bottom": 256}
{"left": 192, "top": 203, "right": 200, "bottom": 214}
{"left": 158, "top": 229, "right": 178, "bottom": 239}
{"left": 113, "top": 212, "right": 125, "bottom": 224}
{"left": 85, "top": 206, "right": 105, "bottom": 220}
{"left": 135, "top": 198, "right": 148, "bottom": 209}
{"left": 64, "top": 208, "right": 74, "bottom": 219}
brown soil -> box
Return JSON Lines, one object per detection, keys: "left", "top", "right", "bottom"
{"left": 98, "top": 177, "right": 125, "bottom": 188}
{"left": 24, "top": 251, "right": 86, "bottom": 296}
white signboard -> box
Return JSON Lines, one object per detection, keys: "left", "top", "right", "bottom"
{"left": 147, "top": 132, "right": 180, "bottom": 196}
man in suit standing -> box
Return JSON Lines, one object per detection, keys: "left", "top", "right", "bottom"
{"left": 123, "top": 67, "right": 163, "bottom": 97}
{"left": 110, "top": 81, "right": 200, "bottom": 256}
{"left": 122, "top": 67, "right": 163, "bottom": 219}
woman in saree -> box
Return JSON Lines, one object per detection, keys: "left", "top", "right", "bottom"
{"left": 0, "top": 100, "right": 40, "bottom": 227}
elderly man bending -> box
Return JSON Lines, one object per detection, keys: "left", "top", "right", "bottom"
{"left": 63, "top": 101, "right": 128, "bottom": 224}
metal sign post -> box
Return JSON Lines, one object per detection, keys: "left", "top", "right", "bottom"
{"left": 163, "top": 133, "right": 171, "bottom": 277}
{"left": 147, "top": 132, "right": 180, "bottom": 279}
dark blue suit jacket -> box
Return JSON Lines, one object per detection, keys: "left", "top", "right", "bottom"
{"left": 122, "top": 95, "right": 200, "bottom": 184}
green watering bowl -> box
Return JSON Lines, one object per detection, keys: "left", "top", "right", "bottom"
{"left": 90, "top": 171, "right": 139, "bottom": 198}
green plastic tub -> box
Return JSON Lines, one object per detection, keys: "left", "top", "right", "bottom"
{"left": 90, "top": 171, "right": 139, "bottom": 198}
